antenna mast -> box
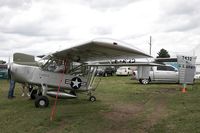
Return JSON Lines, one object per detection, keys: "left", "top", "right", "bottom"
{"left": 149, "top": 36, "right": 152, "bottom": 55}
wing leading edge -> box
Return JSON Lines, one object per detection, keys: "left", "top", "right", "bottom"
{"left": 53, "top": 39, "right": 152, "bottom": 62}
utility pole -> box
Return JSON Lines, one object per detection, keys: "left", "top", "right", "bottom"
{"left": 149, "top": 36, "right": 152, "bottom": 55}
{"left": 193, "top": 43, "right": 200, "bottom": 56}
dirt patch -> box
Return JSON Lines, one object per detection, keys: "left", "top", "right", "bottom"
{"left": 102, "top": 97, "right": 169, "bottom": 133}
{"left": 155, "top": 88, "right": 178, "bottom": 94}
{"left": 141, "top": 98, "right": 168, "bottom": 132}
{"left": 104, "top": 103, "right": 144, "bottom": 122}
{"left": 102, "top": 103, "right": 144, "bottom": 133}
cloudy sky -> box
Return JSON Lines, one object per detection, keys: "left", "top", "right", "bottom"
{"left": 0, "top": 0, "right": 200, "bottom": 62}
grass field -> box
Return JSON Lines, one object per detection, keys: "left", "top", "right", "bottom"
{"left": 0, "top": 76, "right": 200, "bottom": 133}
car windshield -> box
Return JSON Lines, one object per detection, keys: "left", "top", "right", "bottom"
{"left": 118, "top": 68, "right": 126, "bottom": 71}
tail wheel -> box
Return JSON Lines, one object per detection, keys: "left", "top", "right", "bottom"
{"left": 35, "top": 96, "right": 49, "bottom": 108}
{"left": 89, "top": 96, "right": 96, "bottom": 102}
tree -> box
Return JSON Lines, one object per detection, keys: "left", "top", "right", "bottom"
{"left": 156, "top": 48, "right": 170, "bottom": 58}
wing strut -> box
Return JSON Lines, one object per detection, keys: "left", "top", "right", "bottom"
{"left": 86, "top": 66, "right": 101, "bottom": 101}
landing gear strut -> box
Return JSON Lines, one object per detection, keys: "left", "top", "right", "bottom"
{"left": 30, "top": 89, "right": 42, "bottom": 99}
{"left": 30, "top": 90, "right": 37, "bottom": 99}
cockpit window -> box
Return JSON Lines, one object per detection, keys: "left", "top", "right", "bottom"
{"left": 40, "top": 57, "right": 88, "bottom": 76}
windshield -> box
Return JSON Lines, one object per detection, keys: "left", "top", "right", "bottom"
{"left": 118, "top": 67, "right": 126, "bottom": 71}
{"left": 39, "top": 56, "right": 89, "bottom": 76}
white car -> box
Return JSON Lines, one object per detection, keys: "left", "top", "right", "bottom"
{"left": 133, "top": 65, "right": 198, "bottom": 84}
{"left": 133, "top": 65, "right": 179, "bottom": 84}
{"left": 116, "top": 67, "right": 132, "bottom": 76}
{"left": 195, "top": 74, "right": 200, "bottom": 79}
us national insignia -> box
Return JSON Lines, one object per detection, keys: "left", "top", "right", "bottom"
{"left": 70, "top": 77, "right": 82, "bottom": 89}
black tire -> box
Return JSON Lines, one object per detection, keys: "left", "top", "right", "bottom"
{"left": 139, "top": 79, "right": 142, "bottom": 84}
{"left": 140, "top": 79, "right": 150, "bottom": 85}
{"left": 35, "top": 96, "right": 49, "bottom": 108}
{"left": 89, "top": 96, "right": 96, "bottom": 102}
{"left": 30, "top": 90, "right": 37, "bottom": 99}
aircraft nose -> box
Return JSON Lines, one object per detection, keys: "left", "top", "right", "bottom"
{"left": 9, "top": 63, "right": 18, "bottom": 80}
{"left": 9, "top": 63, "right": 28, "bottom": 83}
{"left": 9, "top": 63, "right": 16, "bottom": 80}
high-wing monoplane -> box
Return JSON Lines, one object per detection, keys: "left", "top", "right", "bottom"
{"left": 9, "top": 38, "right": 154, "bottom": 108}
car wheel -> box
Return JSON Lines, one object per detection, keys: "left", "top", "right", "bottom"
{"left": 140, "top": 79, "right": 150, "bottom": 85}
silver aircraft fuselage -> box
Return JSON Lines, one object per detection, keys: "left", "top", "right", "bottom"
{"left": 10, "top": 63, "right": 88, "bottom": 91}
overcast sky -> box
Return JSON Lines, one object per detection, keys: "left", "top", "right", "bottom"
{"left": 0, "top": 0, "right": 200, "bottom": 62}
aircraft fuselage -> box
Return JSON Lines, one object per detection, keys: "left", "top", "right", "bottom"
{"left": 10, "top": 63, "right": 88, "bottom": 91}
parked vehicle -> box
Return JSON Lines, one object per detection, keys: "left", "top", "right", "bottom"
{"left": 0, "top": 64, "right": 8, "bottom": 79}
{"left": 195, "top": 73, "right": 200, "bottom": 79}
{"left": 133, "top": 65, "right": 179, "bottom": 84}
{"left": 116, "top": 67, "right": 132, "bottom": 76}
{"left": 96, "top": 67, "right": 115, "bottom": 77}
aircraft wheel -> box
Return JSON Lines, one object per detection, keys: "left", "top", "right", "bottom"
{"left": 89, "top": 96, "right": 96, "bottom": 102}
{"left": 35, "top": 96, "right": 49, "bottom": 108}
{"left": 141, "top": 79, "right": 150, "bottom": 85}
{"left": 30, "top": 90, "right": 37, "bottom": 99}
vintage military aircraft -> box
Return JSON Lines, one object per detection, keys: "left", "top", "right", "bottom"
{"left": 9, "top": 38, "right": 156, "bottom": 108}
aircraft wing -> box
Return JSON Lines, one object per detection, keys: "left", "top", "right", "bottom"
{"left": 52, "top": 39, "right": 152, "bottom": 62}
{"left": 88, "top": 62, "right": 163, "bottom": 67}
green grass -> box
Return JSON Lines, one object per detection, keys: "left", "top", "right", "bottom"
{"left": 0, "top": 77, "right": 200, "bottom": 133}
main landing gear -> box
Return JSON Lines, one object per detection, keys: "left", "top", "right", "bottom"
{"left": 30, "top": 89, "right": 49, "bottom": 108}
{"left": 31, "top": 85, "right": 49, "bottom": 108}
{"left": 35, "top": 96, "right": 49, "bottom": 108}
